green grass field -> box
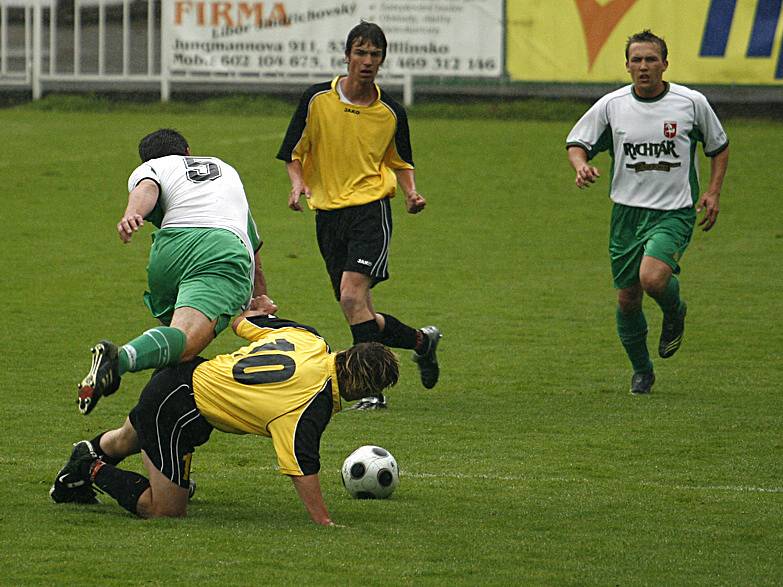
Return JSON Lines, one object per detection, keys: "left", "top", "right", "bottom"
{"left": 1, "top": 97, "right": 781, "bottom": 585}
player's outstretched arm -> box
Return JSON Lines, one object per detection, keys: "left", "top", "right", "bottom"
{"left": 290, "top": 473, "right": 335, "bottom": 526}
{"left": 567, "top": 146, "right": 600, "bottom": 189}
{"left": 119, "top": 179, "right": 159, "bottom": 243}
{"left": 697, "top": 146, "right": 729, "bottom": 232}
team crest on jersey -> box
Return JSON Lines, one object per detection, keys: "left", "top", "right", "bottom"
{"left": 663, "top": 121, "right": 678, "bottom": 139}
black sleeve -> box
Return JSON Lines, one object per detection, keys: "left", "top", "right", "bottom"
{"left": 379, "top": 89, "right": 414, "bottom": 166}
{"left": 276, "top": 82, "right": 331, "bottom": 162}
{"left": 293, "top": 384, "right": 334, "bottom": 475}
{"left": 245, "top": 315, "right": 321, "bottom": 338}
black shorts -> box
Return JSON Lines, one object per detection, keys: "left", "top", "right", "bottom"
{"left": 315, "top": 197, "right": 393, "bottom": 300}
{"left": 128, "top": 359, "right": 213, "bottom": 489}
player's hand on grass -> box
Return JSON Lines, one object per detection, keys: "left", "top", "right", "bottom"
{"left": 288, "top": 182, "right": 311, "bottom": 212}
{"left": 575, "top": 163, "right": 600, "bottom": 188}
{"left": 117, "top": 213, "right": 144, "bottom": 243}
{"left": 696, "top": 191, "right": 720, "bottom": 231}
{"left": 405, "top": 190, "right": 426, "bottom": 214}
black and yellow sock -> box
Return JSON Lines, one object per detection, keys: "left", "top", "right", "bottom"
{"left": 616, "top": 306, "right": 653, "bottom": 374}
{"left": 118, "top": 327, "right": 186, "bottom": 375}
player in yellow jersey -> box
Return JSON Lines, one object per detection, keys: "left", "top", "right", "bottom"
{"left": 50, "top": 297, "right": 399, "bottom": 526}
{"left": 277, "top": 22, "right": 441, "bottom": 410}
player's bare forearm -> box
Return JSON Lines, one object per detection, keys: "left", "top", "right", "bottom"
{"left": 697, "top": 147, "right": 729, "bottom": 232}
{"left": 290, "top": 474, "right": 334, "bottom": 526}
{"left": 395, "top": 168, "right": 426, "bottom": 213}
{"left": 707, "top": 147, "right": 729, "bottom": 196}
{"left": 567, "top": 145, "right": 588, "bottom": 168}
{"left": 285, "top": 160, "right": 309, "bottom": 211}
{"left": 119, "top": 180, "right": 159, "bottom": 243}
{"left": 567, "top": 146, "right": 600, "bottom": 188}
{"left": 252, "top": 250, "right": 268, "bottom": 296}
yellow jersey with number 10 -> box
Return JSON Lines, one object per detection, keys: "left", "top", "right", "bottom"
{"left": 192, "top": 316, "right": 341, "bottom": 476}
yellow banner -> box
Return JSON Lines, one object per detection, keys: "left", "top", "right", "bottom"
{"left": 507, "top": 0, "right": 783, "bottom": 84}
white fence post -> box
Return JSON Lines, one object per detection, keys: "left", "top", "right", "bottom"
{"left": 31, "top": 1, "right": 41, "bottom": 99}
{"left": 73, "top": 0, "right": 80, "bottom": 76}
{"left": 48, "top": 0, "right": 56, "bottom": 75}
{"left": 403, "top": 74, "right": 414, "bottom": 107}
{"left": 1, "top": 3, "right": 7, "bottom": 77}
{"left": 159, "top": 0, "right": 169, "bottom": 101}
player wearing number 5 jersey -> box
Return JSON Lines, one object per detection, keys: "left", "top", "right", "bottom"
{"left": 566, "top": 30, "right": 729, "bottom": 394}
{"left": 77, "top": 128, "right": 275, "bottom": 416}
{"left": 51, "top": 297, "right": 400, "bottom": 526}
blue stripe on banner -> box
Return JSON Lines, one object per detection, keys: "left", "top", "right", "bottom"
{"left": 747, "top": 0, "right": 782, "bottom": 57}
{"left": 700, "top": 0, "right": 738, "bottom": 56}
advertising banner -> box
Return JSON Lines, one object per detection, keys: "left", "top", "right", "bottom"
{"left": 164, "top": 0, "right": 503, "bottom": 78}
{"left": 507, "top": 0, "right": 783, "bottom": 85}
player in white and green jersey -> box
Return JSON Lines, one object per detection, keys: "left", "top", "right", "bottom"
{"left": 566, "top": 30, "right": 729, "bottom": 394}
{"left": 77, "top": 129, "right": 275, "bottom": 416}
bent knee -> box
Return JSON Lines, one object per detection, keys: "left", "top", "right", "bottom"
{"left": 179, "top": 348, "right": 199, "bottom": 362}
{"left": 639, "top": 257, "right": 673, "bottom": 295}
{"left": 137, "top": 502, "right": 187, "bottom": 519}
{"left": 339, "top": 291, "right": 366, "bottom": 314}
{"left": 134, "top": 488, "right": 187, "bottom": 519}
{"left": 639, "top": 273, "right": 669, "bottom": 296}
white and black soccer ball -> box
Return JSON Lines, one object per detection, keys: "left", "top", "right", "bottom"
{"left": 341, "top": 445, "right": 399, "bottom": 499}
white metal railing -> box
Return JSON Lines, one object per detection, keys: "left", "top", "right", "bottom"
{"left": 1, "top": 0, "right": 415, "bottom": 104}
{"left": 0, "top": 1, "right": 32, "bottom": 86}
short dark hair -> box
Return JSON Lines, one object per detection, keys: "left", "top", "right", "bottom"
{"left": 345, "top": 21, "right": 387, "bottom": 63}
{"left": 625, "top": 29, "right": 668, "bottom": 62}
{"left": 138, "top": 128, "right": 189, "bottom": 162}
{"left": 334, "top": 343, "right": 399, "bottom": 402}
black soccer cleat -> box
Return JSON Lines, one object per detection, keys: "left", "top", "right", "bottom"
{"left": 630, "top": 372, "right": 656, "bottom": 395}
{"left": 412, "top": 326, "right": 442, "bottom": 389}
{"left": 348, "top": 394, "right": 388, "bottom": 411}
{"left": 50, "top": 440, "right": 100, "bottom": 504}
{"left": 78, "top": 340, "right": 121, "bottom": 415}
{"left": 659, "top": 302, "right": 687, "bottom": 359}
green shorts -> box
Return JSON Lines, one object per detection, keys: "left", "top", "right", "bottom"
{"left": 144, "top": 228, "right": 253, "bottom": 334}
{"left": 609, "top": 203, "right": 696, "bottom": 289}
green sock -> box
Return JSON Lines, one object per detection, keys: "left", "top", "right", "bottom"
{"left": 616, "top": 306, "right": 653, "bottom": 375}
{"left": 118, "top": 327, "right": 187, "bottom": 374}
{"left": 653, "top": 275, "right": 683, "bottom": 317}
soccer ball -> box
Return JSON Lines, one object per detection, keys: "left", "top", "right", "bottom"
{"left": 341, "top": 445, "right": 399, "bottom": 499}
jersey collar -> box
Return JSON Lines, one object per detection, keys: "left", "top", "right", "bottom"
{"left": 331, "top": 75, "right": 380, "bottom": 106}
{"left": 631, "top": 81, "right": 670, "bottom": 103}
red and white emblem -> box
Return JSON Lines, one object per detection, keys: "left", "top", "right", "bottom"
{"left": 663, "top": 121, "right": 677, "bottom": 139}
